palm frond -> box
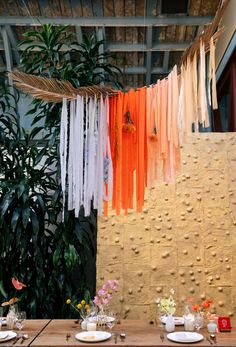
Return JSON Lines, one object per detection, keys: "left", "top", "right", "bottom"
{"left": 9, "top": 70, "right": 117, "bottom": 103}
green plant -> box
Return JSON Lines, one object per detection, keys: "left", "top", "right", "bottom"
{"left": 0, "top": 25, "right": 121, "bottom": 318}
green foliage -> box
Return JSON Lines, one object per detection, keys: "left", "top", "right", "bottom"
{"left": 0, "top": 25, "right": 119, "bottom": 318}
{"left": 20, "top": 24, "right": 122, "bottom": 88}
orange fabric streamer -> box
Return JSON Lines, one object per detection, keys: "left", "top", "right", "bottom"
{"left": 109, "top": 92, "right": 123, "bottom": 215}
{"left": 135, "top": 87, "right": 147, "bottom": 212}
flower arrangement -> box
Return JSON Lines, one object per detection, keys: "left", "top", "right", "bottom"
{"left": 156, "top": 288, "right": 176, "bottom": 315}
{"left": 93, "top": 280, "right": 119, "bottom": 308}
{"left": 1, "top": 278, "right": 26, "bottom": 307}
{"left": 66, "top": 298, "right": 92, "bottom": 319}
{"left": 66, "top": 280, "right": 119, "bottom": 320}
{"left": 187, "top": 297, "right": 213, "bottom": 317}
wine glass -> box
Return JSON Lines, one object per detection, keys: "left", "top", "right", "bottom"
{"left": 106, "top": 312, "right": 116, "bottom": 334}
{"left": 157, "top": 307, "right": 165, "bottom": 328}
{"left": 15, "top": 311, "right": 26, "bottom": 330}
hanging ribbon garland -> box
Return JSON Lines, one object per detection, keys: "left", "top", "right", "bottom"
{"left": 9, "top": 0, "right": 229, "bottom": 217}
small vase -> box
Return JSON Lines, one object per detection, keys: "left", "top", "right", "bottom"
{"left": 194, "top": 313, "right": 204, "bottom": 330}
{"left": 6, "top": 305, "right": 17, "bottom": 329}
{"left": 165, "top": 314, "right": 175, "bottom": 332}
{"left": 81, "top": 319, "right": 87, "bottom": 330}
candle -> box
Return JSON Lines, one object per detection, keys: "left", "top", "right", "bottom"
{"left": 87, "top": 322, "right": 97, "bottom": 331}
{"left": 184, "top": 314, "right": 195, "bottom": 331}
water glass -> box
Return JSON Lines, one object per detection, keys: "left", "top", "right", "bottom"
{"left": 15, "top": 311, "right": 26, "bottom": 330}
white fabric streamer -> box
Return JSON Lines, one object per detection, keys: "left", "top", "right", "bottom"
{"left": 59, "top": 98, "right": 68, "bottom": 221}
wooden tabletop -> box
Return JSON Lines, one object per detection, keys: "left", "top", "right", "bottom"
{"left": 0, "top": 319, "right": 51, "bottom": 346}
{"left": 29, "top": 319, "right": 236, "bottom": 347}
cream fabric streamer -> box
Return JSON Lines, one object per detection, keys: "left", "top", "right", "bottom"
{"left": 192, "top": 53, "right": 199, "bottom": 132}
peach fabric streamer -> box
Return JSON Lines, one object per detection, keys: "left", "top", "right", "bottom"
{"left": 198, "top": 39, "right": 209, "bottom": 127}
{"left": 208, "top": 37, "right": 218, "bottom": 110}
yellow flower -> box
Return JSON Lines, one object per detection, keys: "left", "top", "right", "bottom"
{"left": 77, "top": 303, "right": 82, "bottom": 309}
{"left": 66, "top": 299, "right": 71, "bottom": 304}
{"left": 85, "top": 304, "right": 90, "bottom": 311}
{"left": 81, "top": 300, "right": 86, "bottom": 305}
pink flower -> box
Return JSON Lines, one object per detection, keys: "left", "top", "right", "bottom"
{"left": 93, "top": 296, "right": 101, "bottom": 305}
{"left": 106, "top": 293, "right": 112, "bottom": 300}
{"left": 102, "top": 298, "right": 109, "bottom": 305}
{"left": 93, "top": 279, "right": 119, "bottom": 307}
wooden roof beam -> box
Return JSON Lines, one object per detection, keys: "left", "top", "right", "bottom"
{"left": 0, "top": 42, "right": 189, "bottom": 52}
{"left": 163, "top": 51, "right": 170, "bottom": 73}
{"left": 122, "top": 66, "right": 164, "bottom": 74}
{"left": 107, "top": 42, "right": 189, "bottom": 52}
{"left": 0, "top": 15, "right": 214, "bottom": 27}
{"left": 5, "top": 25, "right": 20, "bottom": 64}
{"left": 0, "top": 26, "right": 13, "bottom": 78}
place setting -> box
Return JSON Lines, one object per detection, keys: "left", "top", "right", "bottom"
{"left": 156, "top": 289, "right": 220, "bottom": 344}
{"left": 66, "top": 280, "right": 119, "bottom": 343}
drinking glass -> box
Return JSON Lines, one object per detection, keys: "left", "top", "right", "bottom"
{"left": 157, "top": 307, "right": 165, "bottom": 328}
{"left": 106, "top": 312, "right": 116, "bottom": 334}
{"left": 194, "top": 313, "right": 204, "bottom": 331}
{"left": 15, "top": 311, "right": 26, "bottom": 330}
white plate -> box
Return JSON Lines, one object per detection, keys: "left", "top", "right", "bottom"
{"left": 167, "top": 332, "right": 204, "bottom": 344}
{"left": 75, "top": 331, "right": 111, "bottom": 343}
{"left": 0, "top": 330, "right": 17, "bottom": 343}
{"left": 161, "top": 316, "right": 184, "bottom": 326}
{"left": 88, "top": 315, "right": 115, "bottom": 323}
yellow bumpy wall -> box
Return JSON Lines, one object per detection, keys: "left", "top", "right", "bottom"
{"left": 97, "top": 133, "right": 236, "bottom": 320}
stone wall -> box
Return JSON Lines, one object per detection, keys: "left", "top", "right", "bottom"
{"left": 97, "top": 133, "right": 236, "bottom": 320}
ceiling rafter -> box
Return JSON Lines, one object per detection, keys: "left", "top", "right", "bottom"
{"left": 123, "top": 66, "right": 164, "bottom": 74}
{"left": 75, "top": 26, "right": 83, "bottom": 43}
{"left": 0, "top": 26, "right": 13, "bottom": 76}
{"left": 0, "top": 15, "right": 213, "bottom": 27}
{"left": 0, "top": 42, "right": 190, "bottom": 52}
{"left": 107, "top": 42, "right": 189, "bottom": 52}
{"left": 5, "top": 25, "right": 20, "bottom": 64}
{"left": 163, "top": 51, "right": 170, "bottom": 73}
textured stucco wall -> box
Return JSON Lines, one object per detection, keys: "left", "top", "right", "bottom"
{"left": 97, "top": 133, "right": 236, "bottom": 320}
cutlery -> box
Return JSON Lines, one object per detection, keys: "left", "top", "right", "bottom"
{"left": 210, "top": 334, "right": 217, "bottom": 344}
{"left": 160, "top": 333, "right": 164, "bottom": 342}
{"left": 206, "top": 336, "right": 214, "bottom": 345}
{"left": 20, "top": 334, "right": 29, "bottom": 344}
{"left": 66, "top": 333, "right": 71, "bottom": 341}
{"left": 114, "top": 332, "right": 118, "bottom": 344}
{"left": 13, "top": 334, "right": 23, "bottom": 345}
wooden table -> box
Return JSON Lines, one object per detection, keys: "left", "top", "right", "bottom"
{"left": 29, "top": 319, "right": 236, "bottom": 347}
{"left": 0, "top": 319, "right": 50, "bottom": 346}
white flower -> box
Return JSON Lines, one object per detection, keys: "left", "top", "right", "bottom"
{"left": 156, "top": 288, "right": 176, "bottom": 315}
